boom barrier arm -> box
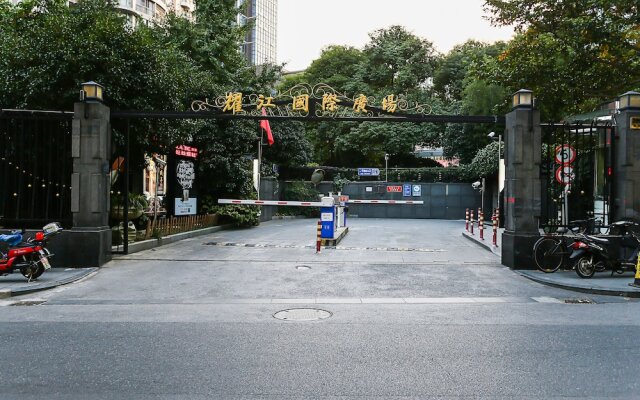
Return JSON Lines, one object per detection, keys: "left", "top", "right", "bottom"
{"left": 218, "top": 199, "right": 424, "bottom": 206}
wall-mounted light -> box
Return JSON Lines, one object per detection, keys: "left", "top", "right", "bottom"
{"left": 618, "top": 91, "right": 640, "bottom": 111}
{"left": 80, "top": 81, "right": 104, "bottom": 103}
{"left": 512, "top": 89, "right": 533, "bottom": 109}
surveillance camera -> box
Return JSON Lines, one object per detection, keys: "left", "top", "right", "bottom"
{"left": 472, "top": 181, "right": 482, "bottom": 189}
{"left": 487, "top": 132, "right": 496, "bottom": 139}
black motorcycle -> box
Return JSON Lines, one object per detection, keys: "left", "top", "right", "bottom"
{"left": 570, "top": 221, "right": 640, "bottom": 279}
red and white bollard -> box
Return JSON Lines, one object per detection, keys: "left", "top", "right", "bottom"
{"left": 492, "top": 211, "right": 498, "bottom": 247}
{"left": 316, "top": 220, "right": 322, "bottom": 253}
{"left": 479, "top": 211, "right": 484, "bottom": 240}
{"left": 465, "top": 208, "right": 469, "bottom": 231}
{"left": 470, "top": 210, "right": 474, "bottom": 235}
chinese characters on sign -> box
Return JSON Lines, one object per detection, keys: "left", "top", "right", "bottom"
{"left": 192, "top": 84, "right": 434, "bottom": 118}
{"left": 175, "top": 145, "right": 198, "bottom": 159}
{"left": 382, "top": 95, "right": 397, "bottom": 113}
{"left": 222, "top": 92, "right": 243, "bottom": 114}
{"left": 292, "top": 94, "right": 309, "bottom": 113}
{"left": 322, "top": 94, "right": 340, "bottom": 112}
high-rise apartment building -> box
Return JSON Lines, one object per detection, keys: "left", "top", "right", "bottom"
{"left": 115, "top": 0, "right": 194, "bottom": 25}
{"left": 237, "top": 0, "right": 277, "bottom": 66}
{"left": 9, "top": 0, "right": 194, "bottom": 24}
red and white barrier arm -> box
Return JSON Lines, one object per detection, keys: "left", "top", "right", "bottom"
{"left": 218, "top": 199, "right": 324, "bottom": 207}
{"left": 347, "top": 200, "right": 424, "bottom": 205}
{"left": 218, "top": 199, "right": 424, "bottom": 206}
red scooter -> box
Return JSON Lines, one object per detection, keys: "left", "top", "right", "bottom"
{"left": 0, "top": 223, "right": 62, "bottom": 281}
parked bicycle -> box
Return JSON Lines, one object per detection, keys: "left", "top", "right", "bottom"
{"left": 533, "top": 219, "right": 598, "bottom": 273}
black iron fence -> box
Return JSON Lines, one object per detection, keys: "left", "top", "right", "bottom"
{"left": 540, "top": 121, "right": 614, "bottom": 231}
{"left": 0, "top": 110, "right": 73, "bottom": 229}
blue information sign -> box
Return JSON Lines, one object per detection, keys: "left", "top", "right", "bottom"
{"left": 358, "top": 168, "right": 380, "bottom": 177}
{"left": 403, "top": 184, "right": 411, "bottom": 197}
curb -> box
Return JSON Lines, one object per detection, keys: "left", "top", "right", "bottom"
{"left": 322, "top": 227, "right": 349, "bottom": 247}
{"left": 517, "top": 270, "right": 640, "bottom": 298}
{"left": 112, "top": 225, "right": 232, "bottom": 255}
{"left": 461, "top": 232, "right": 500, "bottom": 256}
{"left": 0, "top": 268, "right": 98, "bottom": 298}
{"left": 461, "top": 230, "right": 640, "bottom": 297}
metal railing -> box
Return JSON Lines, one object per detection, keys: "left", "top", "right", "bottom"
{"left": 0, "top": 110, "right": 73, "bottom": 228}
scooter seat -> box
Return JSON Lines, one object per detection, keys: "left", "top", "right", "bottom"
{"left": 0, "top": 234, "right": 22, "bottom": 246}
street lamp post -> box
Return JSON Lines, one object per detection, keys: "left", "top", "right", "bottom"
{"left": 384, "top": 153, "right": 389, "bottom": 182}
{"left": 488, "top": 131, "right": 502, "bottom": 210}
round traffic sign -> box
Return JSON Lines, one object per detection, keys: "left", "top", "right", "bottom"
{"left": 555, "top": 144, "right": 576, "bottom": 165}
{"left": 555, "top": 166, "right": 575, "bottom": 185}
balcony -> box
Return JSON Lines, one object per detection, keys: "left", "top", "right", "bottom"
{"left": 118, "top": 0, "right": 133, "bottom": 9}
{"left": 180, "top": 0, "right": 194, "bottom": 11}
{"left": 135, "top": 2, "right": 154, "bottom": 16}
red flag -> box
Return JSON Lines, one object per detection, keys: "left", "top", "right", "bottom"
{"left": 260, "top": 108, "right": 274, "bottom": 146}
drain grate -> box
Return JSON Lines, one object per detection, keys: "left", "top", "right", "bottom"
{"left": 564, "top": 298, "right": 596, "bottom": 304}
{"left": 273, "top": 308, "right": 332, "bottom": 321}
{"left": 295, "top": 265, "right": 311, "bottom": 271}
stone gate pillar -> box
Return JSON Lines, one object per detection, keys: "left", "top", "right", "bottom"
{"left": 501, "top": 89, "right": 542, "bottom": 269}
{"left": 613, "top": 91, "right": 640, "bottom": 221}
{"left": 66, "top": 100, "right": 112, "bottom": 267}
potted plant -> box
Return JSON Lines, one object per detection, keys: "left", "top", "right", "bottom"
{"left": 110, "top": 193, "right": 149, "bottom": 221}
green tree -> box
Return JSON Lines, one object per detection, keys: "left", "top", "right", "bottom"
{"left": 0, "top": 0, "right": 209, "bottom": 112}
{"left": 482, "top": 0, "right": 640, "bottom": 119}
{"left": 0, "top": 0, "right": 309, "bottom": 202}
{"left": 433, "top": 40, "right": 507, "bottom": 101}
{"left": 303, "top": 45, "right": 364, "bottom": 92}
{"left": 354, "top": 25, "right": 439, "bottom": 95}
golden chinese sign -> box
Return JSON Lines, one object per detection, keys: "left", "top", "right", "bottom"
{"left": 191, "top": 83, "right": 433, "bottom": 118}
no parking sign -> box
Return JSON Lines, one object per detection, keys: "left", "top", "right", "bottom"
{"left": 555, "top": 165, "right": 575, "bottom": 185}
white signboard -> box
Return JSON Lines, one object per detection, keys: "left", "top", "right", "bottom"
{"left": 412, "top": 185, "right": 422, "bottom": 197}
{"left": 321, "top": 212, "right": 333, "bottom": 222}
{"left": 175, "top": 198, "right": 197, "bottom": 216}
{"left": 365, "top": 187, "right": 373, "bottom": 192}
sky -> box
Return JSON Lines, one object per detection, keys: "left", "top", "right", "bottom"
{"left": 277, "top": 0, "right": 515, "bottom": 71}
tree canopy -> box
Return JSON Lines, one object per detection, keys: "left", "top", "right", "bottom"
{"left": 0, "top": 0, "right": 310, "bottom": 199}
{"left": 482, "top": 0, "right": 640, "bottom": 119}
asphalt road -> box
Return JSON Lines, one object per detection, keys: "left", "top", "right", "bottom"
{"left": 1, "top": 219, "right": 639, "bottom": 399}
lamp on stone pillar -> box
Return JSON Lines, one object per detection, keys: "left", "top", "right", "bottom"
{"left": 80, "top": 81, "right": 104, "bottom": 103}
{"left": 512, "top": 89, "right": 534, "bottom": 110}
{"left": 618, "top": 91, "right": 640, "bottom": 111}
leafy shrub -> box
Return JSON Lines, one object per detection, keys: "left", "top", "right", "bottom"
{"left": 280, "top": 181, "right": 321, "bottom": 217}
{"left": 207, "top": 205, "right": 260, "bottom": 227}
{"left": 467, "top": 141, "right": 501, "bottom": 178}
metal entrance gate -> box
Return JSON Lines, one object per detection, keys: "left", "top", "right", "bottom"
{"left": 0, "top": 110, "right": 73, "bottom": 228}
{"left": 540, "top": 121, "right": 614, "bottom": 231}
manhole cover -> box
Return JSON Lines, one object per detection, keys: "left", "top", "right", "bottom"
{"left": 564, "top": 298, "right": 596, "bottom": 304}
{"left": 273, "top": 308, "right": 332, "bottom": 321}
{"left": 295, "top": 265, "right": 311, "bottom": 270}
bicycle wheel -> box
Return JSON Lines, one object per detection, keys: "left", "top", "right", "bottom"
{"left": 533, "top": 237, "right": 565, "bottom": 273}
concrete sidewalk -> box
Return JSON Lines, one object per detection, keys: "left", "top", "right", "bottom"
{"left": 461, "top": 222, "right": 640, "bottom": 297}
{"left": 0, "top": 267, "right": 97, "bottom": 298}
